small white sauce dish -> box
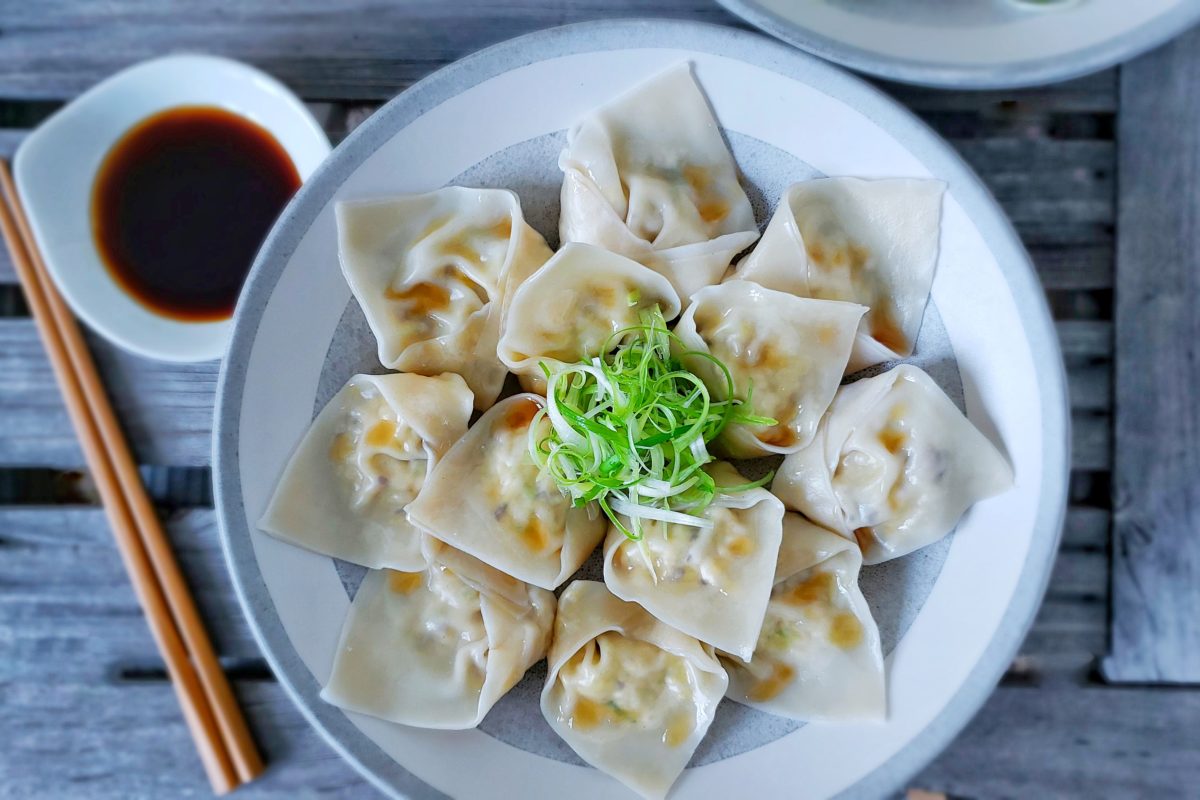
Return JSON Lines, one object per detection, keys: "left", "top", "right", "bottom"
{"left": 14, "top": 54, "right": 331, "bottom": 363}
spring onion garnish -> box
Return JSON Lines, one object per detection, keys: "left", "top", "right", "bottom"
{"left": 528, "top": 306, "right": 776, "bottom": 540}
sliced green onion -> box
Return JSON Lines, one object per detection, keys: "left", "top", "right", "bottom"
{"left": 530, "top": 306, "right": 776, "bottom": 540}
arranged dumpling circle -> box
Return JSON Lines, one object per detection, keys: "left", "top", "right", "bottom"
{"left": 256, "top": 61, "right": 1018, "bottom": 800}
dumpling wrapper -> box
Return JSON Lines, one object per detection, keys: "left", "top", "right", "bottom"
{"left": 497, "top": 243, "right": 681, "bottom": 390}
{"left": 322, "top": 538, "right": 555, "bottom": 729}
{"left": 259, "top": 372, "right": 473, "bottom": 571}
{"left": 559, "top": 63, "right": 759, "bottom": 302}
{"left": 673, "top": 280, "right": 866, "bottom": 457}
{"left": 405, "top": 393, "right": 607, "bottom": 590}
{"left": 732, "top": 178, "right": 945, "bottom": 372}
{"left": 541, "top": 580, "right": 728, "bottom": 800}
{"left": 603, "top": 462, "right": 785, "bottom": 660}
{"left": 337, "top": 186, "right": 552, "bottom": 409}
{"left": 773, "top": 364, "right": 1013, "bottom": 564}
{"left": 722, "top": 514, "right": 885, "bottom": 722}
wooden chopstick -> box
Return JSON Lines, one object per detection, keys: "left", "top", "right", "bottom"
{"left": 0, "top": 160, "right": 264, "bottom": 793}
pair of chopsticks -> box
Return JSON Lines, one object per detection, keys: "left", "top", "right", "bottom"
{"left": 0, "top": 160, "right": 264, "bottom": 794}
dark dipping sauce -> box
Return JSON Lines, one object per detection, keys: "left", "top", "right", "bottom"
{"left": 91, "top": 105, "right": 301, "bottom": 322}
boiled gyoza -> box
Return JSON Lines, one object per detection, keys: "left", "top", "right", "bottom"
{"left": 722, "top": 514, "right": 884, "bottom": 722}
{"left": 559, "top": 63, "right": 759, "bottom": 302}
{"left": 259, "top": 372, "right": 472, "bottom": 571}
{"left": 541, "top": 581, "right": 727, "bottom": 800}
{"left": 733, "top": 178, "right": 945, "bottom": 372}
{"left": 772, "top": 365, "right": 1013, "bottom": 564}
{"left": 405, "top": 394, "right": 606, "bottom": 590}
{"left": 322, "top": 538, "right": 555, "bottom": 729}
{"left": 603, "top": 462, "right": 785, "bottom": 660}
{"left": 497, "top": 243, "right": 681, "bottom": 391}
{"left": 337, "top": 186, "right": 552, "bottom": 409}
{"left": 673, "top": 280, "right": 866, "bottom": 457}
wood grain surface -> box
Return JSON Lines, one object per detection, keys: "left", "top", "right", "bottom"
{"left": 0, "top": 1, "right": 1193, "bottom": 797}
{"left": 1105, "top": 27, "right": 1200, "bottom": 684}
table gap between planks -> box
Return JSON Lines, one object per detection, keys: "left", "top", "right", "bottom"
{"left": 0, "top": 3, "right": 1196, "bottom": 798}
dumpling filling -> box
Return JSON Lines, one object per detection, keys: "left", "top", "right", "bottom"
{"left": 328, "top": 381, "right": 428, "bottom": 514}
{"left": 484, "top": 400, "right": 571, "bottom": 556}
{"left": 394, "top": 563, "right": 489, "bottom": 693}
{"left": 610, "top": 506, "right": 757, "bottom": 592}
{"left": 742, "top": 567, "right": 866, "bottom": 703}
{"left": 554, "top": 631, "right": 698, "bottom": 748}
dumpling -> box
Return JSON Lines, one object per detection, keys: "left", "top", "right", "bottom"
{"left": 722, "top": 514, "right": 884, "bottom": 722}
{"left": 497, "top": 243, "right": 681, "bottom": 388}
{"left": 772, "top": 364, "right": 1013, "bottom": 564}
{"left": 732, "top": 178, "right": 945, "bottom": 372}
{"left": 558, "top": 63, "right": 759, "bottom": 302}
{"left": 259, "top": 372, "right": 473, "bottom": 571}
{"left": 602, "top": 461, "right": 785, "bottom": 660}
{"left": 322, "top": 538, "right": 555, "bottom": 729}
{"left": 337, "top": 186, "right": 552, "bottom": 409}
{"left": 405, "top": 393, "right": 606, "bottom": 590}
{"left": 672, "top": 280, "right": 866, "bottom": 457}
{"left": 541, "top": 580, "right": 727, "bottom": 800}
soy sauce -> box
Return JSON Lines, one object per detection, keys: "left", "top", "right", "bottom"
{"left": 91, "top": 105, "right": 301, "bottom": 322}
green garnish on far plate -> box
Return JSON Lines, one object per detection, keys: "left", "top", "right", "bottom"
{"left": 528, "top": 306, "right": 776, "bottom": 541}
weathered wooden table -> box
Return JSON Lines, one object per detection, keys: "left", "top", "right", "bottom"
{"left": 2, "top": 3, "right": 1198, "bottom": 798}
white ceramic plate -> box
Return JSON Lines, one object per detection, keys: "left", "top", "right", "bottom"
{"left": 14, "top": 54, "right": 330, "bottom": 363}
{"left": 718, "top": 0, "right": 1200, "bottom": 89}
{"left": 214, "top": 20, "right": 1069, "bottom": 800}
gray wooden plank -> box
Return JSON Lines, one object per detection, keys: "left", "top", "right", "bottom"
{"left": 1071, "top": 414, "right": 1109, "bottom": 472}
{"left": 912, "top": 683, "right": 1200, "bottom": 799}
{"left": 1057, "top": 319, "right": 1112, "bottom": 359}
{"left": 1028, "top": 244, "right": 1112, "bottom": 290}
{"left": 0, "top": 509, "right": 260, "bottom": 666}
{"left": 1104, "top": 30, "right": 1200, "bottom": 684}
{"left": 7, "top": 672, "right": 1196, "bottom": 799}
{"left": 0, "top": 319, "right": 216, "bottom": 467}
{"left": 0, "top": 3, "right": 1120, "bottom": 109}
{"left": 0, "top": 316, "right": 1112, "bottom": 468}
{"left": 0, "top": 0, "right": 740, "bottom": 101}
{"left": 1, "top": 679, "right": 369, "bottom": 799}
{"left": 883, "top": 70, "right": 1117, "bottom": 114}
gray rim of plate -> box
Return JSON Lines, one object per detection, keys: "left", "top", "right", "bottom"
{"left": 213, "top": 18, "right": 1070, "bottom": 800}
{"left": 717, "top": 0, "right": 1200, "bottom": 89}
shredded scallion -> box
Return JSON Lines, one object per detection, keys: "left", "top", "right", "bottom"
{"left": 528, "top": 307, "right": 776, "bottom": 540}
